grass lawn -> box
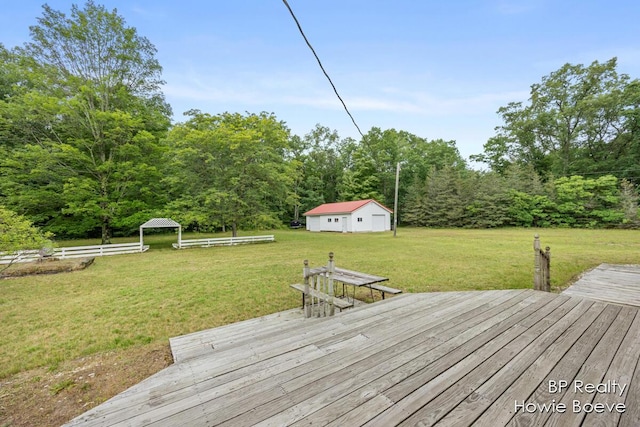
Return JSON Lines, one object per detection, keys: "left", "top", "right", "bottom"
{"left": 1, "top": 227, "right": 640, "bottom": 379}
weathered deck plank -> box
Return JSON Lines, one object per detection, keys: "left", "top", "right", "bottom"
{"left": 64, "top": 288, "right": 640, "bottom": 427}
{"left": 509, "top": 303, "right": 624, "bottom": 427}
{"left": 562, "top": 263, "right": 640, "bottom": 307}
{"left": 156, "top": 292, "right": 531, "bottom": 427}
{"left": 388, "top": 297, "right": 591, "bottom": 427}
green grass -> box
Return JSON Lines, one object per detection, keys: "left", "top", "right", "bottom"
{"left": 1, "top": 227, "right": 639, "bottom": 378}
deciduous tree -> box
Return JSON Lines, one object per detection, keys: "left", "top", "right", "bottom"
{"left": 163, "top": 111, "right": 295, "bottom": 236}
{"left": 0, "top": 206, "right": 53, "bottom": 274}
{"left": 0, "top": 1, "right": 170, "bottom": 242}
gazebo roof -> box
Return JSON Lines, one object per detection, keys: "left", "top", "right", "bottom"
{"left": 139, "top": 218, "right": 181, "bottom": 228}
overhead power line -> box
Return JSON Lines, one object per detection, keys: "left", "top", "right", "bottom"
{"left": 281, "top": 0, "right": 364, "bottom": 138}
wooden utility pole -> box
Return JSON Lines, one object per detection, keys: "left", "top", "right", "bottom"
{"left": 393, "top": 162, "right": 400, "bottom": 237}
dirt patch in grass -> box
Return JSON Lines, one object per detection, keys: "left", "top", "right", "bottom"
{"left": 1, "top": 257, "right": 95, "bottom": 278}
{"left": 0, "top": 343, "right": 173, "bottom": 427}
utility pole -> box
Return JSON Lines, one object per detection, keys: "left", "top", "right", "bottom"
{"left": 393, "top": 162, "right": 400, "bottom": 237}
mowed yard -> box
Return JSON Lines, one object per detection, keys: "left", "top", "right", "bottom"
{"left": 2, "top": 227, "right": 640, "bottom": 381}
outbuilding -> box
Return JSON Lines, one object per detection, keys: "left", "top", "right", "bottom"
{"left": 303, "top": 199, "right": 392, "bottom": 233}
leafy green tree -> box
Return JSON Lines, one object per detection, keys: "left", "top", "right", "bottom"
{"left": 476, "top": 58, "right": 639, "bottom": 179}
{"left": 163, "top": 111, "right": 295, "bottom": 236}
{"left": 292, "top": 124, "right": 353, "bottom": 217}
{"left": 0, "top": 206, "right": 53, "bottom": 274}
{"left": 0, "top": 2, "right": 170, "bottom": 242}
{"left": 551, "top": 175, "right": 624, "bottom": 227}
{"left": 507, "top": 191, "right": 554, "bottom": 227}
{"left": 339, "top": 127, "right": 467, "bottom": 225}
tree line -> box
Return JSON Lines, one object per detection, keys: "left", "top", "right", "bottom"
{"left": 1, "top": 2, "right": 639, "bottom": 244}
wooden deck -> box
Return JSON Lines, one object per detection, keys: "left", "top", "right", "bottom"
{"left": 64, "top": 289, "right": 640, "bottom": 426}
{"left": 562, "top": 263, "right": 640, "bottom": 307}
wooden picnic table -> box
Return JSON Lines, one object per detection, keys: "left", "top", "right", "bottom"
{"left": 291, "top": 253, "right": 402, "bottom": 318}
{"left": 309, "top": 266, "right": 392, "bottom": 302}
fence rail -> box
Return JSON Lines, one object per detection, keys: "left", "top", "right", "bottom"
{"left": 533, "top": 234, "right": 551, "bottom": 292}
{"left": 54, "top": 243, "right": 149, "bottom": 259}
{"left": 0, "top": 243, "right": 149, "bottom": 264}
{"left": 172, "top": 235, "right": 275, "bottom": 249}
{"left": 0, "top": 250, "right": 42, "bottom": 265}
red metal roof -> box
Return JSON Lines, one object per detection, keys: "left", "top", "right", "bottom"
{"left": 303, "top": 199, "right": 392, "bottom": 216}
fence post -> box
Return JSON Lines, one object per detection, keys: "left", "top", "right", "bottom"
{"left": 327, "top": 252, "right": 335, "bottom": 317}
{"left": 534, "top": 234, "right": 541, "bottom": 291}
{"left": 303, "top": 260, "right": 311, "bottom": 318}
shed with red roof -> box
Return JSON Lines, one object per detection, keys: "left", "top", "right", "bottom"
{"left": 303, "top": 199, "right": 392, "bottom": 232}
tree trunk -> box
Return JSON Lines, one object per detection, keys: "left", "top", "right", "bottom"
{"left": 231, "top": 222, "right": 237, "bottom": 237}
{"left": 101, "top": 217, "right": 111, "bottom": 244}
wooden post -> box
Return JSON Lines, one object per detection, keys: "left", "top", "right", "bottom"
{"left": 316, "top": 275, "right": 322, "bottom": 317}
{"left": 328, "top": 252, "right": 335, "bottom": 316}
{"left": 303, "top": 259, "right": 311, "bottom": 318}
{"left": 533, "top": 234, "right": 541, "bottom": 291}
{"left": 544, "top": 246, "right": 551, "bottom": 292}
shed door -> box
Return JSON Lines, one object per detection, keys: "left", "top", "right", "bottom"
{"left": 308, "top": 216, "right": 320, "bottom": 231}
{"left": 372, "top": 214, "right": 386, "bottom": 232}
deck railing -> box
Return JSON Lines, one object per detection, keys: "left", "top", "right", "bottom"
{"left": 533, "top": 234, "right": 551, "bottom": 292}
{"left": 303, "top": 253, "right": 336, "bottom": 318}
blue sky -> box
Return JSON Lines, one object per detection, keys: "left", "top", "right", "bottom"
{"left": 2, "top": 1, "right": 640, "bottom": 162}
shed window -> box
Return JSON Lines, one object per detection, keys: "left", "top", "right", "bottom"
{"left": 327, "top": 218, "right": 332, "bottom": 223}
{"left": 334, "top": 218, "right": 339, "bottom": 222}
{"left": 357, "top": 217, "right": 363, "bottom": 222}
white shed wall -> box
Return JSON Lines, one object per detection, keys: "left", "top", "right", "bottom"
{"left": 351, "top": 202, "right": 391, "bottom": 232}
{"left": 308, "top": 214, "right": 348, "bottom": 232}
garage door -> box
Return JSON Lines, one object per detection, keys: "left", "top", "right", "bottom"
{"left": 372, "top": 214, "right": 386, "bottom": 232}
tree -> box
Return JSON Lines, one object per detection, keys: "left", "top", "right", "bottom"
{"left": 403, "top": 166, "right": 469, "bottom": 227}
{"left": 619, "top": 179, "right": 639, "bottom": 226}
{"left": 464, "top": 172, "right": 512, "bottom": 228}
{"left": 339, "top": 127, "right": 467, "bottom": 223}
{"left": 551, "top": 175, "right": 624, "bottom": 227}
{"left": 0, "top": 206, "right": 53, "bottom": 274}
{"left": 0, "top": 2, "right": 170, "bottom": 242}
{"left": 476, "top": 58, "right": 639, "bottom": 179}
{"left": 292, "top": 124, "right": 352, "bottom": 217}
{"left": 163, "top": 111, "right": 295, "bottom": 236}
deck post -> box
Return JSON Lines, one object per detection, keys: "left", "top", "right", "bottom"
{"left": 543, "top": 246, "right": 551, "bottom": 292}
{"left": 303, "top": 260, "right": 311, "bottom": 318}
{"left": 316, "top": 275, "right": 322, "bottom": 317}
{"left": 328, "top": 252, "right": 335, "bottom": 317}
{"left": 534, "top": 234, "right": 541, "bottom": 291}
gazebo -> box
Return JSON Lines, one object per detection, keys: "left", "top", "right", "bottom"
{"left": 139, "top": 218, "right": 182, "bottom": 250}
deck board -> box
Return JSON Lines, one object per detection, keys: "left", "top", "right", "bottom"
{"left": 562, "top": 263, "right": 640, "bottom": 307}
{"left": 64, "top": 288, "right": 640, "bottom": 427}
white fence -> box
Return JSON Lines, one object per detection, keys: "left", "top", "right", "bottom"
{"left": 0, "top": 243, "right": 149, "bottom": 265}
{"left": 0, "top": 250, "right": 42, "bottom": 265}
{"left": 54, "top": 242, "right": 149, "bottom": 259}
{"left": 172, "top": 235, "right": 275, "bottom": 249}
